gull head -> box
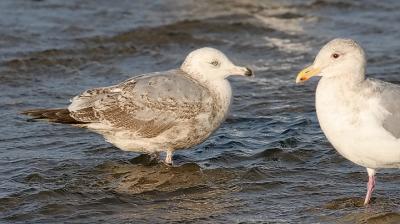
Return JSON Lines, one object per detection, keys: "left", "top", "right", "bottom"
{"left": 296, "top": 38, "right": 366, "bottom": 83}
{"left": 181, "top": 47, "right": 253, "bottom": 81}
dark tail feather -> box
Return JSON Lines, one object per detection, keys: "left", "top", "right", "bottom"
{"left": 22, "top": 108, "right": 85, "bottom": 124}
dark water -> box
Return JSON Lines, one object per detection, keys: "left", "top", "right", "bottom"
{"left": 1, "top": 0, "right": 400, "bottom": 223}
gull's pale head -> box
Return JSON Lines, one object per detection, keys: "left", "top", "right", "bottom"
{"left": 181, "top": 47, "right": 253, "bottom": 81}
{"left": 296, "top": 38, "right": 366, "bottom": 83}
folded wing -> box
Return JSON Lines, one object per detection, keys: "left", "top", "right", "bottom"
{"left": 68, "top": 69, "right": 213, "bottom": 138}
{"left": 372, "top": 79, "right": 400, "bottom": 139}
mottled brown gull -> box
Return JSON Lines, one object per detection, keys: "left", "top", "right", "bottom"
{"left": 296, "top": 38, "right": 400, "bottom": 205}
{"left": 23, "top": 47, "right": 253, "bottom": 165}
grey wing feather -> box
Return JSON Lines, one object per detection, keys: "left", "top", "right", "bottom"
{"left": 68, "top": 86, "right": 119, "bottom": 122}
{"left": 69, "top": 69, "right": 212, "bottom": 138}
{"left": 371, "top": 79, "right": 400, "bottom": 139}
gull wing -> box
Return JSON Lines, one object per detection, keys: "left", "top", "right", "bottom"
{"left": 68, "top": 69, "right": 213, "bottom": 138}
{"left": 370, "top": 79, "right": 400, "bottom": 139}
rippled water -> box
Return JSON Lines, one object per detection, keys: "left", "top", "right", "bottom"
{"left": 1, "top": 0, "right": 400, "bottom": 223}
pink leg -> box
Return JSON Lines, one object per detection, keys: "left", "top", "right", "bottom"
{"left": 364, "top": 168, "right": 376, "bottom": 205}
{"left": 164, "top": 149, "right": 173, "bottom": 166}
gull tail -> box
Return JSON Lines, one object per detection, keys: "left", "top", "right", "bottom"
{"left": 22, "top": 108, "right": 85, "bottom": 124}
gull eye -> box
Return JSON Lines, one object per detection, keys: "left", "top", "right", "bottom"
{"left": 332, "top": 53, "right": 340, "bottom": 59}
{"left": 210, "top": 60, "right": 220, "bottom": 67}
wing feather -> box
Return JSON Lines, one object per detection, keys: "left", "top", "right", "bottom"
{"left": 69, "top": 69, "right": 212, "bottom": 138}
{"left": 369, "top": 78, "right": 400, "bottom": 139}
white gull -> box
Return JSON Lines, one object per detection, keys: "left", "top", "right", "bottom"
{"left": 296, "top": 38, "right": 400, "bottom": 205}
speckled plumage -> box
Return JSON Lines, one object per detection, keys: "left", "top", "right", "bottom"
{"left": 68, "top": 69, "right": 223, "bottom": 153}
{"left": 24, "top": 47, "right": 253, "bottom": 164}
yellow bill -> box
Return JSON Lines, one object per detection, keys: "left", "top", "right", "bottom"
{"left": 296, "top": 66, "right": 321, "bottom": 83}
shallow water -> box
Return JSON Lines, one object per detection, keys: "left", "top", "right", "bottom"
{"left": 1, "top": 0, "right": 400, "bottom": 223}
